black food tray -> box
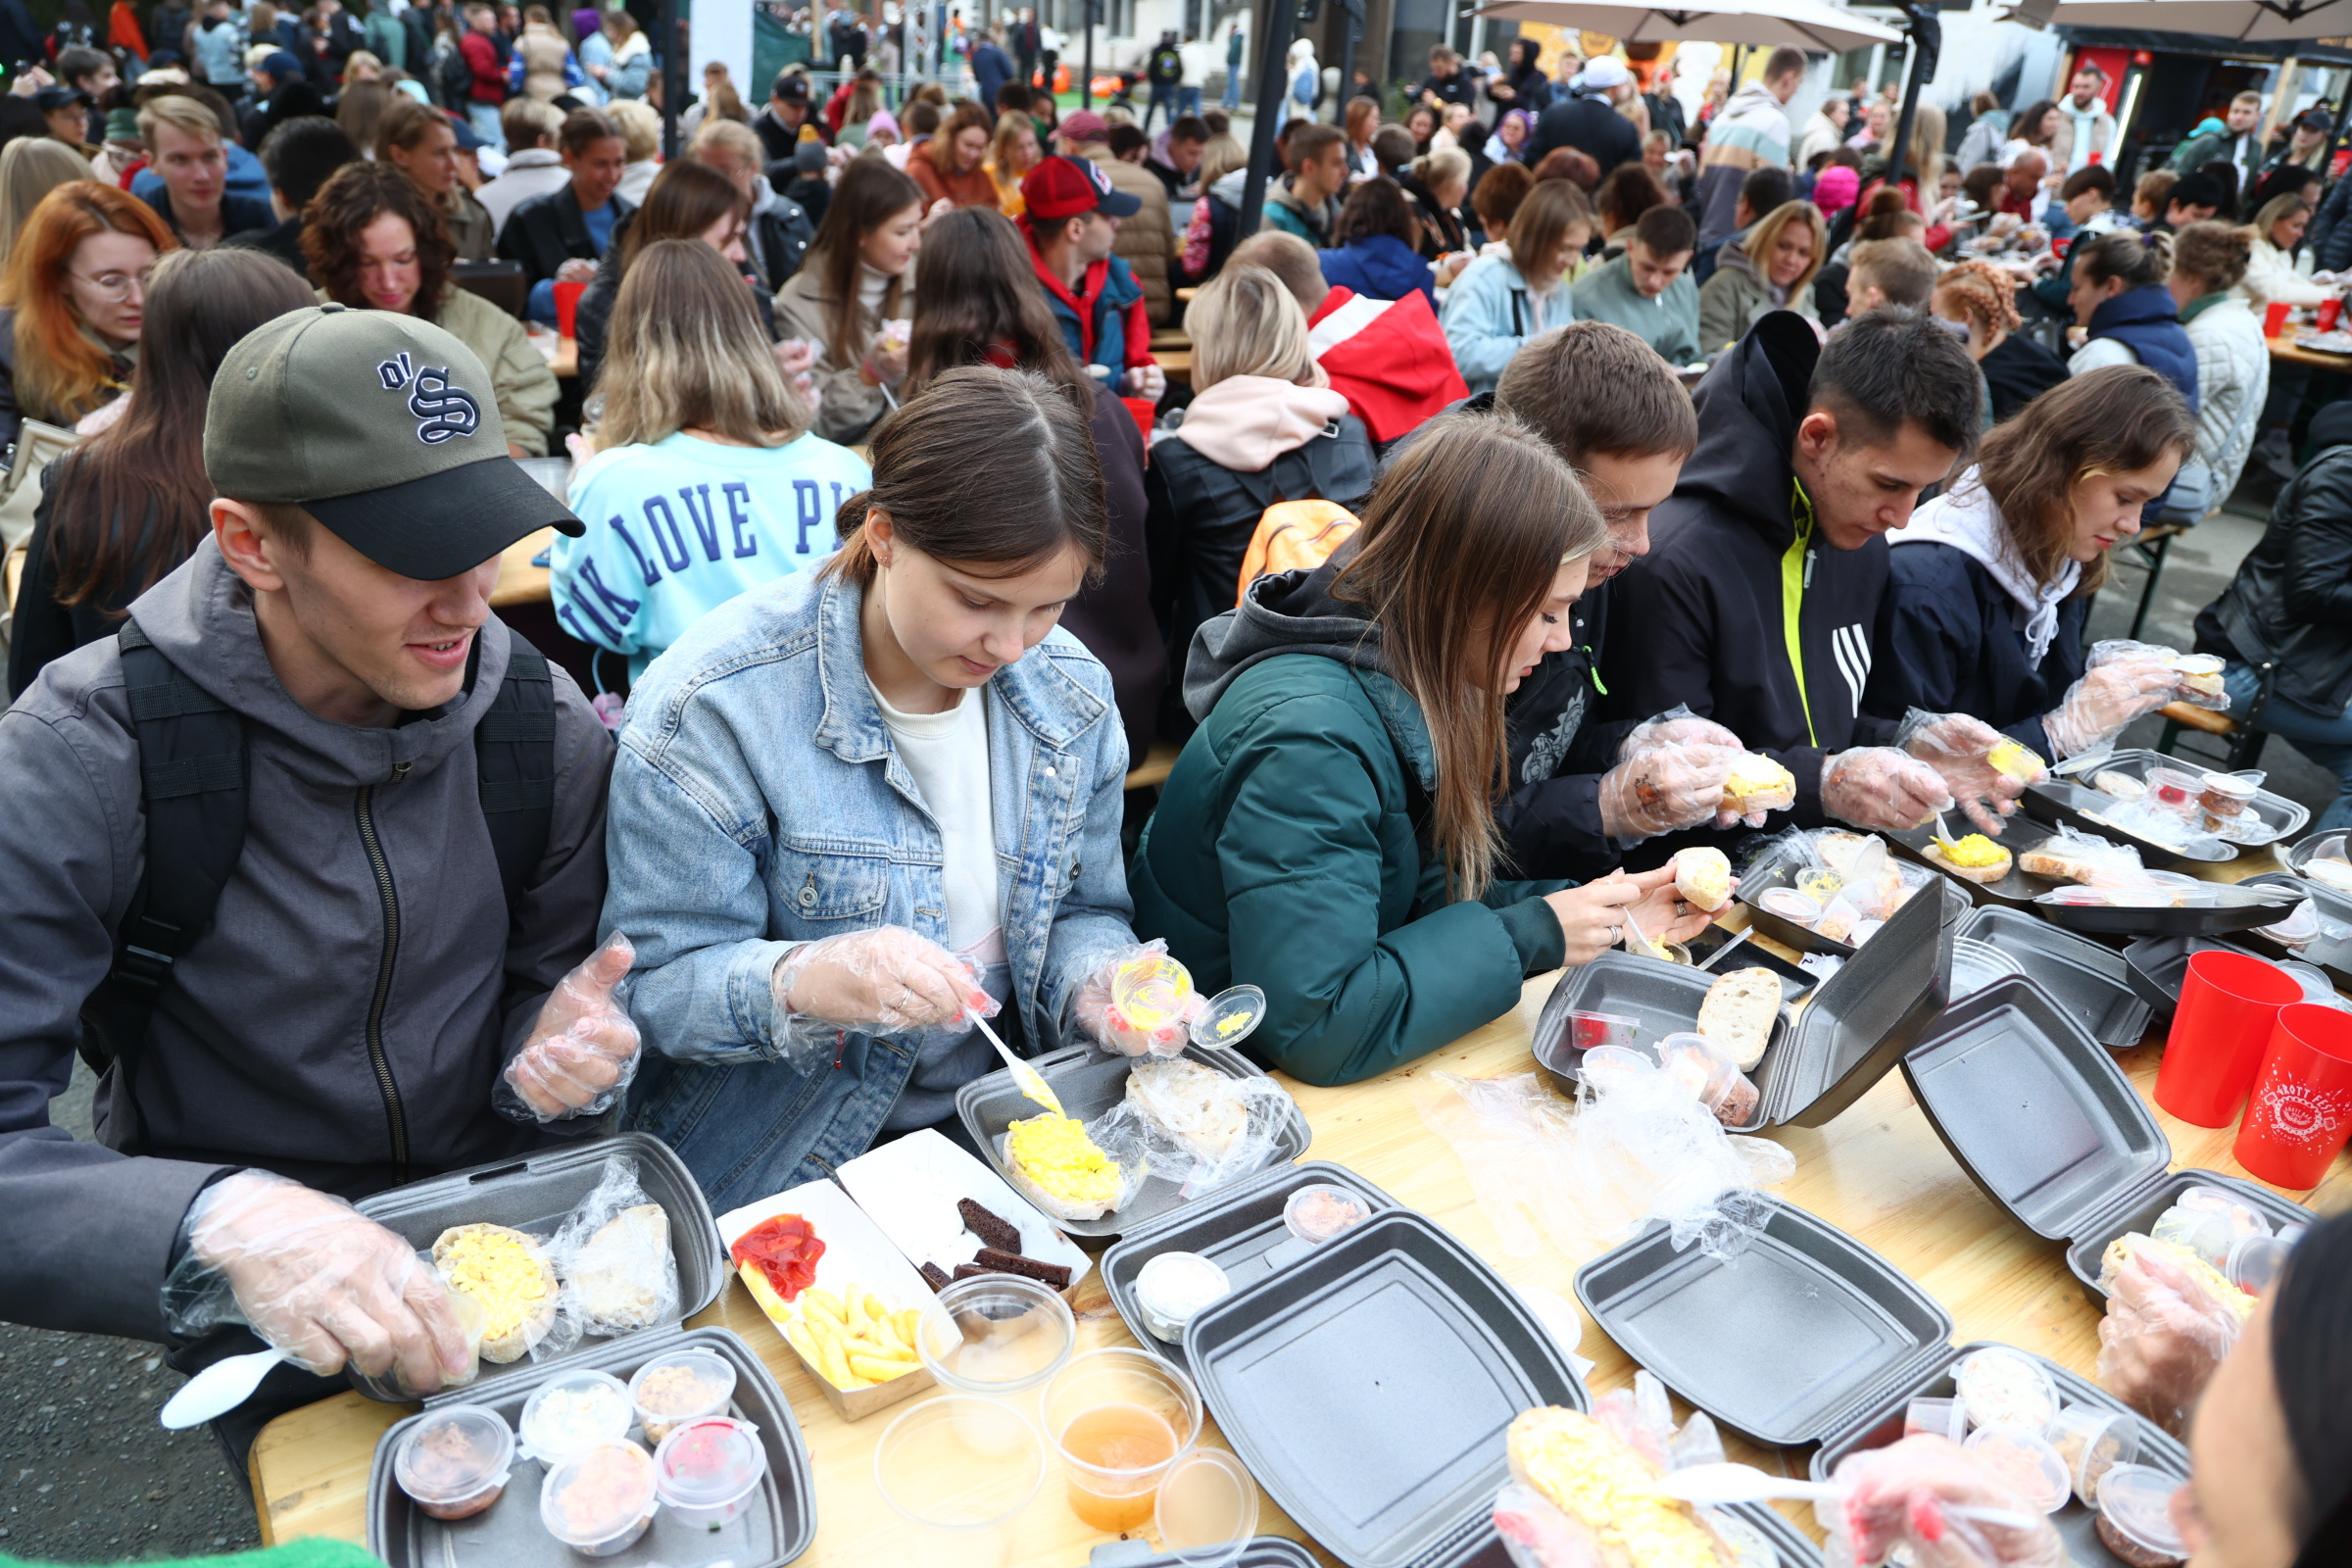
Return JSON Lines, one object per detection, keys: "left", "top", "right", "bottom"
{"left": 353, "top": 1133, "right": 726, "bottom": 1402}
{"left": 1732, "top": 847, "right": 1855, "bottom": 958}
{"left": 1959, "top": 906, "right": 2151, "bottom": 1049}
{"left": 956, "top": 1043, "right": 1310, "bottom": 1241}
{"left": 2232, "top": 872, "right": 2352, "bottom": 992}
{"left": 2033, "top": 883, "right": 2304, "bottom": 939}
{"left": 1886, "top": 816, "right": 2063, "bottom": 907}
{"left": 2121, "top": 933, "right": 2263, "bottom": 1021}
{"left": 1531, "top": 953, "right": 1785, "bottom": 1116}
{"left": 2062, "top": 1169, "right": 2315, "bottom": 1306}
{"left": 2020, "top": 779, "right": 2234, "bottom": 870}
{"left": 1189, "top": 1209, "right": 1588, "bottom": 1568}
{"left": 365, "top": 1325, "right": 814, "bottom": 1568}
{"left": 2052, "top": 749, "right": 2307, "bottom": 851}
{"left": 1102, "top": 1160, "right": 1400, "bottom": 1377}
{"left": 1694, "top": 929, "right": 1821, "bottom": 1004}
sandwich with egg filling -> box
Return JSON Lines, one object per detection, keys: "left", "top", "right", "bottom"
{"left": 1924, "top": 832, "right": 2013, "bottom": 885}
{"left": 1499, "top": 1406, "right": 1738, "bottom": 1568}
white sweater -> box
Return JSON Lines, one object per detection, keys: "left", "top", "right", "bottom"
{"left": 2235, "top": 238, "right": 2332, "bottom": 308}
{"left": 2183, "top": 294, "right": 2270, "bottom": 503}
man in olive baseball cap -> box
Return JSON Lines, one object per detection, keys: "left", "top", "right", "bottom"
{"left": 208, "top": 304, "right": 582, "bottom": 581}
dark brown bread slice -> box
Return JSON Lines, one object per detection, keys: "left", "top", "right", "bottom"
{"left": 974, "top": 1248, "right": 1072, "bottom": 1291}
{"left": 952, "top": 1262, "right": 1017, "bottom": 1281}
{"left": 957, "top": 1198, "right": 1024, "bottom": 1252}
{"left": 918, "top": 1260, "right": 954, "bottom": 1293}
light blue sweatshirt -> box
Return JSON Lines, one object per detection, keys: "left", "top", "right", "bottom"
{"left": 1439, "top": 249, "right": 1574, "bottom": 395}
{"left": 552, "top": 429, "right": 872, "bottom": 681}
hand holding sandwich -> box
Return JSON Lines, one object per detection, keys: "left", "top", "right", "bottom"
{"left": 503, "top": 932, "right": 644, "bottom": 1122}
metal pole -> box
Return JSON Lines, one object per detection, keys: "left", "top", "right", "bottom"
{"left": 1081, "top": 0, "right": 1095, "bottom": 104}
{"left": 659, "top": 0, "right": 684, "bottom": 157}
{"left": 1238, "top": 0, "right": 1299, "bottom": 235}
{"left": 1882, "top": 3, "right": 1940, "bottom": 204}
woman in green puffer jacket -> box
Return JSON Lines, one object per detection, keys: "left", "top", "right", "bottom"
{"left": 1129, "top": 411, "right": 1709, "bottom": 1088}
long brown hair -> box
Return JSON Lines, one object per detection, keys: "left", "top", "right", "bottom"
{"left": 1505, "top": 178, "right": 1591, "bottom": 284}
{"left": 301, "top": 160, "right": 456, "bottom": 318}
{"left": 1973, "top": 365, "right": 2195, "bottom": 596}
{"left": 1333, "top": 412, "right": 1605, "bottom": 897}
{"left": 905, "top": 205, "right": 1089, "bottom": 401}
{"left": 45, "top": 248, "right": 313, "bottom": 609}
{"left": 0, "top": 180, "right": 174, "bottom": 424}
{"left": 822, "top": 365, "right": 1105, "bottom": 586}
{"left": 616, "top": 158, "right": 748, "bottom": 272}
{"left": 593, "top": 239, "right": 803, "bottom": 448}
{"left": 805, "top": 154, "right": 922, "bottom": 374}
{"left": 928, "top": 101, "right": 992, "bottom": 176}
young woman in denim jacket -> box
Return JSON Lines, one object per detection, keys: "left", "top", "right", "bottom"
{"left": 602, "top": 366, "right": 1154, "bottom": 1208}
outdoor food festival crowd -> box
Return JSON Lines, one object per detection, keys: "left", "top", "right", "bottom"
{"left": 8, "top": 5, "right": 2352, "bottom": 1567}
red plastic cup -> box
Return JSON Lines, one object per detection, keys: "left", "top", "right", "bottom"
{"left": 2323, "top": 297, "right": 2345, "bottom": 334}
{"left": 2233, "top": 1003, "right": 2352, "bottom": 1188}
{"left": 555, "top": 279, "right": 587, "bottom": 338}
{"left": 2155, "top": 951, "right": 2305, "bottom": 1127}
{"left": 2267, "top": 300, "right": 2293, "bottom": 336}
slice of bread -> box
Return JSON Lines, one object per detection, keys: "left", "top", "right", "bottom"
{"left": 1925, "top": 839, "right": 2014, "bottom": 886}
{"left": 1696, "top": 967, "right": 1780, "bottom": 1071}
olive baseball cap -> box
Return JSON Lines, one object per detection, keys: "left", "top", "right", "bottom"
{"left": 205, "top": 304, "right": 582, "bottom": 581}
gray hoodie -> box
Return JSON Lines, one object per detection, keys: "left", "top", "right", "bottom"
{"left": 0, "top": 541, "right": 613, "bottom": 1342}
{"left": 1184, "top": 546, "right": 1385, "bottom": 719}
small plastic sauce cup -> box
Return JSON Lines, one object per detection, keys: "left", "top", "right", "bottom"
{"left": 1902, "top": 1396, "right": 1967, "bottom": 1443}
{"left": 2145, "top": 765, "right": 2206, "bottom": 819}
{"left": 539, "top": 1439, "right": 658, "bottom": 1556}
{"left": 392, "top": 1404, "right": 514, "bottom": 1521}
{"left": 653, "top": 1416, "right": 767, "bottom": 1531}
{"left": 1657, "top": 1033, "right": 1759, "bottom": 1125}
{"left": 1577, "top": 1045, "right": 1655, "bottom": 1093}
{"left": 2202, "top": 773, "right": 2259, "bottom": 820}
{"left": 1952, "top": 1347, "right": 2058, "bottom": 1435}
{"left": 2227, "top": 1233, "right": 2292, "bottom": 1295}
{"left": 1757, "top": 887, "right": 1821, "bottom": 925}
{"left": 1282, "top": 1184, "right": 1370, "bottom": 1245}
{"left": 519, "top": 1369, "right": 632, "bottom": 1462}
{"left": 1561, "top": 1009, "right": 1641, "bottom": 1054}
{"left": 629, "top": 1348, "right": 738, "bottom": 1446}
{"left": 2096, "top": 1463, "right": 2189, "bottom": 1567}
{"left": 1134, "top": 1250, "right": 1233, "bottom": 1343}
{"left": 2047, "top": 1404, "right": 2139, "bottom": 1505}
{"left": 1962, "top": 1427, "right": 2071, "bottom": 1514}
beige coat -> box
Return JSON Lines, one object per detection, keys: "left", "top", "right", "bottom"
{"left": 1068, "top": 137, "right": 1174, "bottom": 326}
{"left": 517, "top": 22, "right": 573, "bottom": 103}
{"left": 772, "top": 267, "right": 910, "bottom": 445}
{"left": 316, "top": 285, "right": 560, "bottom": 455}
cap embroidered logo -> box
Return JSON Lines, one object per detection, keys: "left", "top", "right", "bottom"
{"left": 408, "top": 368, "right": 482, "bottom": 445}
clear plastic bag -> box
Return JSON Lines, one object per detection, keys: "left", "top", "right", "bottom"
{"left": 2095, "top": 1239, "right": 2243, "bottom": 1438}
{"left": 2012, "top": 821, "right": 2143, "bottom": 885}
{"left": 996, "top": 1113, "right": 1150, "bottom": 1223}
{"left": 1772, "top": 828, "right": 1936, "bottom": 925}
{"left": 545, "top": 1156, "right": 678, "bottom": 1344}
{"left": 1089, "top": 1056, "right": 1298, "bottom": 1195}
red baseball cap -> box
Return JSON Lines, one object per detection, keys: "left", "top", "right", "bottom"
{"left": 1021, "top": 155, "right": 1143, "bottom": 222}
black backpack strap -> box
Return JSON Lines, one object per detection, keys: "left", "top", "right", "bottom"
{"left": 85, "top": 619, "right": 248, "bottom": 1076}
{"left": 474, "top": 627, "right": 556, "bottom": 914}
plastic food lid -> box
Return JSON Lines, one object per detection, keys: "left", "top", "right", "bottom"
{"left": 653, "top": 1416, "right": 767, "bottom": 1507}
{"left": 538, "top": 1439, "right": 658, "bottom": 1544}
{"left": 1282, "top": 1184, "right": 1370, "bottom": 1244}
{"left": 2227, "top": 1232, "right": 2292, "bottom": 1295}
{"left": 1759, "top": 888, "right": 1822, "bottom": 921}
{"left": 2047, "top": 1404, "right": 2137, "bottom": 1498}
{"left": 913, "top": 1271, "right": 1076, "bottom": 1395}
{"left": 1962, "top": 1427, "right": 2070, "bottom": 1514}
{"left": 1577, "top": 1045, "right": 1654, "bottom": 1093}
{"left": 1136, "top": 1251, "right": 1232, "bottom": 1332}
{"left": 1191, "top": 984, "right": 1266, "bottom": 1050}
{"left": 627, "top": 1348, "right": 737, "bottom": 1416}
{"left": 518, "top": 1369, "right": 632, "bottom": 1459}
{"left": 1953, "top": 1347, "right": 2057, "bottom": 1434}
{"left": 2205, "top": 773, "right": 2260, "bottom": 800}
{"left": 392, "top": 1404, "right": 514, "bottom": 1504}
{"left": 1154, "top": 1446, "right": 1261, "bottom": 1566}
{"left": 2097, "top": 1463, "right": 2188, "bottom": 1557}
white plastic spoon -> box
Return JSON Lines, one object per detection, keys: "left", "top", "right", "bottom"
{"left": 160, "top": 1346, "right": 287, "bottom": 1430}
{"left": 969, "top": 1007, "right": 1065, "bottom": 1118}
{"left": 1647, "top": 1461, "right": 2041, "bottom": 1532}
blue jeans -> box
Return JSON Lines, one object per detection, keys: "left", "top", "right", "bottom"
{"left": 1222, "top": 61, "right": 1242, "bottom": 108}
{"left": 1145, "top": 82, "right": 1177, "bottom": 129}
{"left": 2226, "top": 662, "right": 2352, "bottom": 831}
{"left": 1177, "top": 85, "right": 1201, "bottom": 118}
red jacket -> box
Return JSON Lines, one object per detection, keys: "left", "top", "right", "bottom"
{"left": 1306, "top": 285, "right": 1467, "bottom": 443}
{"left": 1026, "top": 230, "right": 1152, "bottom": 375}
{"left": 461, "top": 29, "right": 506, "bottom": 105}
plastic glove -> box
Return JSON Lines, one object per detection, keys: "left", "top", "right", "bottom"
{"left": 769, "top": 926, "right": 995, "bottom": 1068}
{"left": 1897, "top": 710, "right": 2034, "bottom": 834}
{"left": 1819, "top": 746, "right": 1956, "bottom": 834}
{"left": 2043, "top": 657, "right": 2181, "bottom": 759}
{"left": 1124, "top": 363, "right": 1168, "bottom": 401}
{"left": 165, "top": 1172, "right": 470, "bottom": 1389}
{"left": 499, "top": 932, "right": 642, "bottom": 1123}
{"left": 1543, "top": 864, "right": 1708, "bottom": 967}
{"left": 1824, "top": 1435, "right": 2067, "bottom": 1568}
{"left": 1617, "top": 708, "right": 1744, "bottom": 762}
{"left": 1071, "top": 939, "right": 1208, "bottom": 1057}
{"left": 2095, "top": 1247, "right": 2241, "bottom": 1438}
{"left": 1597, "top": 744, "right": 1744, "bottom": 841}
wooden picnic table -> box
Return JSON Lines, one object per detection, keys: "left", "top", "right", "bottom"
{"left": 248, "top": 847, "right": 2352, "bottom": 1563}
{"left": 2266, "top": 325, "right": 2352, "bottom": 371}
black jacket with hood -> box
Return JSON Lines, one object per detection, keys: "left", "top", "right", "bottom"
{"left": 1598, "top": 311, "right": 1899, "bottom": 828}
{"left": 2195, "top": 404, "right": 2352, "bottom": 716}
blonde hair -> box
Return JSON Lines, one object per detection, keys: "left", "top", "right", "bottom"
{"left": 608, "top": 98, "right": 661, "bottom": 163}
{"left": 0, "top": 137, "right": 96, "bottom": 269}
{"left": 1185, "top": 263, "right": 1317, "bottom": 390}
{"left": 1745, "top": 199, "right": 1828, "bottom": 298}
{"left": 1197, "top": 132, "right": 1248, "bottom": 187}
{"left": 689, "top": 115, "right": 763, "bottom": 173}
{"left": 1410, "top": 145, "right": 1470, "bottom": 193}
{"left": 134, "top": 94, "right": 223, "bottom": 150}
{"left": 591, "top": 239, "right": 808, "bottom": 449}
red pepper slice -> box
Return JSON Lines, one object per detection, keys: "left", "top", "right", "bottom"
{"left": 730, "top": 1213, "right": 826, "bottom": 1301}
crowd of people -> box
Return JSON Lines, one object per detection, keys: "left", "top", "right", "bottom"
{"left": 1, "top": 17, "right": 2351, "bottom": 1564}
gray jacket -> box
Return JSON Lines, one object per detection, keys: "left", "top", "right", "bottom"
{"left": 0, "top": 541, "right": 614, "bottom": 1342}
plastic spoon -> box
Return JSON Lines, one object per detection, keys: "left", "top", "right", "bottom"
{"left": 1932, "top": 810, "right": 1966, "bottom": 856}
{"left": 969, "top": 1006, "right": 1064, "bottom": 1118}
{"left": 1620, "top": 903, "right": 1664, "bottom": 961}
{"left": 160, "top": 1346, "right": 288, "bottom": 1430}
{"left": 1646, "top": 1462, "right": 2041, "bottom": 1532}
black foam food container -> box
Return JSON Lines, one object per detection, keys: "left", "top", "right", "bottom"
{"left": 2033, "top": 881, "right": 2304, "bottom": 940}
{"left": 1081, "top": 1539, "right": 1322, "bottom": 1568}
{"left": 1693, "top": 929, "right": 1821, "bottom": 1004}
{"left": 2061, "top": 1169, "right": 2314, "bottom": 1306}
{"left": 2121, "top": 933, "right": 2261, "bottom": 1021}
{"left": 365, "top": 1324, "right": 815, "bottom": 1568}
{"left": 1732, "top": 842, "right": 1855, "bottom": 957}
{"left": 1187, "top": 1209, "right": 1589, "bottom": 1568}
{"left": 1533, "top": 873, "right": 1957, "bottom": 1132}
{"left": 956, "top": 1043, "right": 1311, "bottom": 1241}
{"left": 1886, "top": 816, "right": 2063, "bottom": 907}
{"left": 352, "top": 1133, "right": 728, "bottom": 1402}
{"left": 1808, "top": 1341, "right": 2187, "bottom": 1568}
{"left": 1959, "top": 906, "right": 2151, "bottom": 1049}
{"left": 2037, "top": 749, "right": 2307, "bottom": 854}
{"left": 1102, "top": 1159, "right": 1399, "bottom": 1376}
{"left": 1575, "top": 1197, "right": 1952, "bottom": 1448}
{"left": 2233, "top": 871, "right": 2352, "bottom": 991}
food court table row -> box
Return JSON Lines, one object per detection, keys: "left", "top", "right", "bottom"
{"left": 249, "top": 827, "right": 2352, "bottom": 1566}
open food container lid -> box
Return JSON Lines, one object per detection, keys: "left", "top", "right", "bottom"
{"left": 1574, "top": 1196, "right": 1952, "bottom": 1448}
{"left": 1901, "top": 977, "right": 2169, "bottom": 1245}
{"left": 2121, "top": 933, "right": 2264, "bottom": 1022}
{"left": 2023, "top": 748, "right": 2269, "bottom": 868}
{"left": 2234, "top": 871, "right": 2352, "bottom": 991}
{"left": 352, "top": 1132, "right": 726, "bottom": 1405}
{"left": 1958, "top": 906, "right": 2152, "bottom": 1049}
{"left": 1187, "top": 1209, "right": 1589, "bottom": 1568}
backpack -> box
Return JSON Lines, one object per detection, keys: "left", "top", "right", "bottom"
{"left": 79, "top": 618, "right": 558, "bottom": 1080}
{"left": 435, "top": 34, "right": 471, "bottom": 105}
{"left": 1237, "top": 500, "right": 1359, "bottom": 604}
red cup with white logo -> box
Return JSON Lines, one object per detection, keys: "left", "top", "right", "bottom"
{"left": 2233, "top": 1002, "right": 2352, "bottom": 1189}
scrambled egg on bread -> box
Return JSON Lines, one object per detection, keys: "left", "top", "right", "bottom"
{"left": 434, "top": 1223, "right": 556, "bottom": 1345}
{"left": 1005, "top": 1113, "right": 1125, "bottom": 1208}
{"left": 1506, "top": 1408, "right": 1729, "bottom": 1568}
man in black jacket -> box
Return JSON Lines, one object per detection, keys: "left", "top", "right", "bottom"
{"left": 1530, "top": 55, "right": 1641, "bottom": 176}
{"left": 1599, "top": 309, "right": 2022, "bottom": 838}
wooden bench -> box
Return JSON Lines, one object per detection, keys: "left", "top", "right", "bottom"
{"left": 1124, "top": 737, "right": 1181, "bottom": 792}
{"left": 2156, "top": 664, "right": 2274, "bottom": 771}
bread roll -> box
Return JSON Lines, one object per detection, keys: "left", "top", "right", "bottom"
{"left": 568, "top": 1202, "right": 672, "bottom": 1335}
{"left": 1673, "top": 848, "right": 1732, "bottom": 912}
{"left": 1696, "top": 968, "right": 1779, "bottom": 1071}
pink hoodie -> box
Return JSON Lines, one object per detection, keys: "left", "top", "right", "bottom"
{"left": 1171, "top": 374, "right": 1352, "bottom": 470}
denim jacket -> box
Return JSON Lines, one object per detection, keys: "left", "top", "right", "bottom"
{"left": 606, "top": 569, "right": 1139, "bottom": 1210}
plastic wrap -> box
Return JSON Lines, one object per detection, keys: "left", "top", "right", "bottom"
{"left": 1601, "top": 706, "right": 1752, "bottom": 841}
{"left": 1895, "top": 709, "right": 2034, "bottom": 834}
{"left": 1820, "top": 746, "right": 1958, "bottom": 834}
{"left": 1088, "top": 1055, "right": 1297, "bottom": 1196}
{"left": 546, "top": 1156, "right": 679, "bottom": 1344}
{"left": 163, "top": 1171, "right": 469, "bottom": 1389}
{"left": 1769, "top": 828, "right": 1937, "bottom": 931}
{"left": 768, "top": 925, "right": 998, "bottom": 1073}
{"left": 1494, "top": 1381, "right": 1765, "bottom": 1568}
{"left": 998, "top": 1112, "right": 1150, "bottom": 1223}
{"left": 1821, "top": 1436, "right": 2067, "bottom": 1568}
{"left": 1413, "top": 1068, "right": 1795, "bottom": 1265}
{"left": 1071, "top": 939, "right": 1210, "bottom": 1057}
{"left": 2010, "top": 822, "right": 2143, "bottom": 885}
{"left": 2095, "top": 1242, "right": 2243, "bottom": 1439}
{"left": 498, "top": 932, "right": 643, "bottom": 1124}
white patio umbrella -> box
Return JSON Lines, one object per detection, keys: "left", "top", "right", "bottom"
{"left": 2009, "top": 0, "right": 2352, "bottom": 39}
{"left": 1472, "top": 0, "right": 1902, "bottom": 54}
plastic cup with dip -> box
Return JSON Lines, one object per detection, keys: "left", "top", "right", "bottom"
{"left": 2097, "top": 1464, "right": 2189, "bottom": 1567}
{"left": 2046, "top": 1405, "right": 2139, "bottom": 1506}
{"left": 915, "top": 1273, "right": 1076, "bottom": 1402}
{"left": 1657, "top": 1033, "right": 1759, "bottom": 1125}
{"left": 1902, "top": 1396, "right": 1967, "bottom": 1443}
{"left": 519, "top": 1369, "right": 633, "bottom": 1462}
{"left": 2202, "top": 772, "right": 2260, "bottom": 829}
{"left": 538, "top": 1439, "right": 659, "bottom": 1557}
{"left": 1757, "top": 887, "right": 1822, "bottom": 927}
{"left": 1562, "top": 1009, "right": 1641, "bottom": 1054}
{"left": 1152, "top": 1446, "right": 1260, "bottom": 1567}
{"left": 629, "top": 1348, "right": 737, "bottom": 1446}
{"left": 653, "top": 1415, "right": 767, "bottom": 1531}
{"left": 873, "top": 1396, "right": 1047, "bottom": 1568}
{"left": 2150, "top": 1205, "right": 2235, "bottom": 1269}
{"left": 1962, "top": 1427, "right": 2071, "bottom": 1514}
{"left": 1134, "top": 1252, "right": 1232, "bottom": 1345}
{"left": 1576, "top": 1044, "right": 1656, "bottom": 1094}
{"left": 2178, "top": 1184, "right": 2275, "bottom": 1238}
{"left": 1951, "top": 1347, "right": 2058, "bottom": 1435}
{"left": 1039, "top": 1348, "right": 1203, "bottom": 1534}
{"left": 2143, "top": 765, "right": 2206, "bottom": 821}
{"left": 1794, "top": 868, "right": 1845, "bottom": 905}
{"left": 368, "top": 1288, "right": 488, "bottom": 1400}
{"left": 1282, "top": 1184, "right": 1370, "bottom": 1245}
{"left": 392, "top": 1403, "right": 514, "bottom": 1522}
{"left": 2227, "top": 1233, "right": 2293, "bottom": 1295}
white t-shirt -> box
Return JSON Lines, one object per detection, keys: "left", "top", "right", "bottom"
{"left": 869, "top": 681, "right": 1002, "bottom": 955}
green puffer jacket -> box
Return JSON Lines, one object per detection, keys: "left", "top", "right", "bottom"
{"left": 1130, "top": 558, "right": 1570, "bottom": 1087}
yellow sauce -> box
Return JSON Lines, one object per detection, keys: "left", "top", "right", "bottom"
{"left": 1006, "top": 1113, "right": 1125, "bottom": 1208}
{"left": 1942, "top": 834, "right": 2008, "bottom": 868}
